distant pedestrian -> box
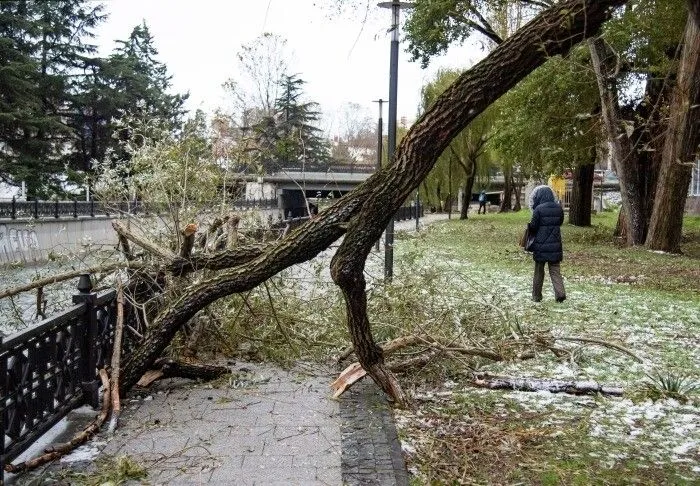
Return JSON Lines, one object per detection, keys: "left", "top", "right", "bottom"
{"left": 478, "top": 190, "right": 487, "bottom": 214}
{"left": 528, "top": 185, "right": 566, "bottom": 303}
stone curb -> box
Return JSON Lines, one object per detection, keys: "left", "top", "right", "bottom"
{"left": 339, "top": 380, "right": 409, "bottom": 486}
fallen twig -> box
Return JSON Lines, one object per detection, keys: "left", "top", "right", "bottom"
{"left": 554, "top": 335, "right": 643, "bottom": 363}
{"left": 108, "top": 282, "right": 125, "bottom": 435}
{"left": 338, "top": 334, "right": 503, "bottom": 363}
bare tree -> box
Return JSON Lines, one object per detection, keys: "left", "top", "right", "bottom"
{"left": 223, "top": 32, "right": 291, "bottom": 124}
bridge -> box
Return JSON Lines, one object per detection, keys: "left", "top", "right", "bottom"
{"left": 241, "top": 169, "right": 374, "bottom": 218}
{"left": 238, "top": 169, "right": 526, "bottom": 217}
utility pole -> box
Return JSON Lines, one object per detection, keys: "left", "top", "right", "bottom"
{"left": 372, "top": 98, "right": 385, "bottom": 251}
{"left": 378, "top": 0, "right": 414, "bottom": 282}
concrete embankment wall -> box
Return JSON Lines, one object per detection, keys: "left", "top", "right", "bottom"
{"left": 0, "top": 217, "right": 117, "bottom": 265}
{"left": 0, "top": 208, "right": 285, "bottom": 266}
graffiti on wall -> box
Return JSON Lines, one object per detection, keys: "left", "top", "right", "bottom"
{"left": 0, "top": 224, "right": 40, "bottom": 263}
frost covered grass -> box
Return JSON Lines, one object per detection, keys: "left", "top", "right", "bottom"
{"left": 212, "top": 210, "right": 697, "bottom": 482}
{"left": 388, "top": 211, "right": 700, "bottom": 484}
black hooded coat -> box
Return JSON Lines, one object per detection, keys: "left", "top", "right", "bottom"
{"left": 528, "top": 186, "right": 564, "bottom": 263}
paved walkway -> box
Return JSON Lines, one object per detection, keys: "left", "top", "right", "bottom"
{"left": 14, "top": 214, "right": 451, "bottom": 485}
{"left": 18, "top": 362, "right": 406, "bottom": 485}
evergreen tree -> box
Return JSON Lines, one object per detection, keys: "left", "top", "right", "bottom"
{"left": 70, "top": 22, "right": 188, "bottom": 181}
{"left": 272, "top": 74, "right": 330, "bottom": 171}
{"left": 0, "top": 0, "right": 105, "bottom": 197}
{"left": 0, "top": 0, "right": 43, "bottom": 190}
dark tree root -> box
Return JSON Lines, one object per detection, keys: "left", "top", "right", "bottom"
{"left": 137, "top": 358, "right": 231, "bottom": 387}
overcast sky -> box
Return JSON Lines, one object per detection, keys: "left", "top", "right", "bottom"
{"left": 94, "top": 0, "right": 484, "bottom": 133}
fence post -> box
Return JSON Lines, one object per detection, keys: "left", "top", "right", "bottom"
{"left": 11, "top": 196, "right": 16, "bottom": 219}
{"left": 72, "top": 274, "right": 100, "bottom": 409}
{"left": 73, "top": 199, "right": 77, "bottom": 218}
{"left": 33, "top": 199, "right": 38, "bottom": 219}
{"left": 54, "top": 200, "right": 59, "bottom": 218}
{"left": 90, "top": 199, "right": 94, "bottom": 217}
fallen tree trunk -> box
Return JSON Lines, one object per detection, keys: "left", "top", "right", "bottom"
{"left": 118, "top": 0, "right": 629, "bottom": 402}
{"left": 470, "top": 373, "right": 624, "bottom": 396}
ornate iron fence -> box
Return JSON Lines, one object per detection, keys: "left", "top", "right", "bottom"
{"left": 0, "top": 198, "right": 279, "bottom": 220}
{"left": 0, "top": 275, "right": 122, "bottom": 480}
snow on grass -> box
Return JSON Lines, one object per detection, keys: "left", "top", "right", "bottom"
{"left": 388, "top": 218, "right": 699, "bottom": 481}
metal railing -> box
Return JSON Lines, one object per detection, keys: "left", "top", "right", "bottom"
{"left": 0, "top": 275, "right": 124, "bottom": 480}
{"left": 394, "top": 203, "right": 424, "bottom": 222}
{"left": 0, "top": 198, "right": 279, "bottom": 220}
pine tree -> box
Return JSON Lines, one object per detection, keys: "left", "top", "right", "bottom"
{"left": 272, "top": 74, "right": 331, "bottom": 171}
{"left": 0, "top": 0, "right": 105, "bottom": 197}
{"left": 71, "top": 22, "right": 188, "bottom": 179}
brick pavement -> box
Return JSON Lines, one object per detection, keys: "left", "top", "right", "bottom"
{"left": 17, "top": 362, "right": 408, "bottom": 485}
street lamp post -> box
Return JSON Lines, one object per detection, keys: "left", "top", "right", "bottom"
{"left": 372, "top": 98, "right": 385, "bottom": 251}
{"left": 378, "top": 0, "right": 413, "bottom": 282}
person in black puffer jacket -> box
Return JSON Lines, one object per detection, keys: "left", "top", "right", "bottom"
{"left": 528, "top": 185, "right": 566, "bottom": 302}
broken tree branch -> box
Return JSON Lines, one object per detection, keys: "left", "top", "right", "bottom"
{"left": 227, "top": 213, "right": 240, "bottom": 249}
{"left": 469, "top": 373, "right": 624, "bottom": 396}
{"left": 0, "top": 262, "right": 147, "bottom": 300}
{"left": 108, "top": 283, "right": 125, "bottom": 435}
{"left": 179, "top": 223, "right": 199, "bottom": 258}
{"left": 112, "top": 220, "right": 176, "bottom": 259}
{"left": 136, "top": 358, "right": 231, "bottom": 387}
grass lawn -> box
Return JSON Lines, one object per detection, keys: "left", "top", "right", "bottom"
{"left": 385, "top": 210, "right": 700, "bottom": 484}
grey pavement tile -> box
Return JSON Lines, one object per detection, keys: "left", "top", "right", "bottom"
{"left": 28, "top": 361, "right": 406, "bottom": 485}
{"left": 263, "top": 427, "right": 340, "bottom": 458}
{"left": 292, "top": 452, "right": 341, "bottom": 468}
{"left": 241, "top": 453, "right": 295, "bottom": 470}
{"left": 243, "top": 467, "right": 341, "bottom": 485}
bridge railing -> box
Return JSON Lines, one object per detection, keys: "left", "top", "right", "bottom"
{"left": 0, "top": 198, "right": 279, "bottom": 220}
{"left": 0, "top": 275, "right": 123, "bottom": 480}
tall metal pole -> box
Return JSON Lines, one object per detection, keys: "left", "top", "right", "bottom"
{"left": 415, "top": 191, "right": 420, "bottom": 231}
{"left": 378, "top": 0, "right": 412, "bottom": 282}
{"left": 373, "top": 99, "right": 385, "bottom": 251}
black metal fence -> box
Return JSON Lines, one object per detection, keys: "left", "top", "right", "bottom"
{"left": 0, "top": 198, "right": 279, "bottom": 220}
{"left": 394, "top": 203, "right": 424, "bottom": 222}
{"left": 0, "top": 275, "right": 122, "bottom": 480}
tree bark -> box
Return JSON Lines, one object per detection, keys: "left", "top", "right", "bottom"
{"left": 499, "top": 166, "right": 513, "bottom": 212}
{"left": 118, "top": 0, "right": 629, "bottom": 400}
{"left": 512, "top": 174, "right": 522, "bottom": 211}
{"left": 569, "top": 162, "right": 594, "bottom": 226}
{"left": 588, "top": 37, "right": 647, "bottom": 244}
{"left": 646, "top": 3, "right": 700, "bottom": 252}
